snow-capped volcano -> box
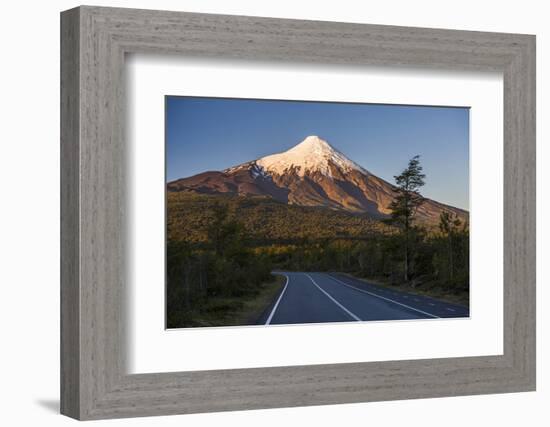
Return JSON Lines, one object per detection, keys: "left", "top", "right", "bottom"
{"left": 168, "top": 135, "right": 468, "bottom": 223}
{"left": 256, "top": 135, "right": 368, "bottom": 178}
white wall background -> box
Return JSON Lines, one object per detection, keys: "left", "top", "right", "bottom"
{"left": 0, "top": 0, "right": 546, "bottom": 425}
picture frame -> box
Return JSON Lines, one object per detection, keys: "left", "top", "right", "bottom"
{"left": 60, "top": 5, "right": 535, "bottom": 420}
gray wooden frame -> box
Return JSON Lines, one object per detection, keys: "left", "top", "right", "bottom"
{"left": 60, "top": 5, "right": 536, "bottom": 420}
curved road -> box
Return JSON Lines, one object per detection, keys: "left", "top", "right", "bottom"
{"left": 257, "top": 272, "right": 469, "bottom": 325}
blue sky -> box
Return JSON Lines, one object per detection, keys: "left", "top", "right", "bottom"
{"left": 166, "top": 96, "right": 469, "bottom": 210}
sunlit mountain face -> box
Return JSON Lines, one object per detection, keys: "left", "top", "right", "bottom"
{"left": 168, "top": 135, "right": 468, "bottom": 224}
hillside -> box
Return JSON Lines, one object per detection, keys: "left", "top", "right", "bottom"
{"left": 167, "top": 191, "right": 391, "bottom": 246}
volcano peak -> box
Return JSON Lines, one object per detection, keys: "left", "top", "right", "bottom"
{"left": 256, "top": 135, "right": 367, "bottom": 177}
{"left": 296, "top": 135, "right": 331, "bottom": 148}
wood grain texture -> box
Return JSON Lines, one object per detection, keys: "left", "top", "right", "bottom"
{"left": 60, "top": 5, "right": 536, "bottom": 420}
{"left": 60, "top": 7, "right": 80, "bottom": 419}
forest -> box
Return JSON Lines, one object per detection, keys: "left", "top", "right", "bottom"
{"left": 166, "top": 156, "right": 469, "bottom": 328}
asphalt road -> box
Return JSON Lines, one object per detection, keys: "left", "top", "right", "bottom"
{"left": 257, "top": 272, "right": 469, "bottom": 325}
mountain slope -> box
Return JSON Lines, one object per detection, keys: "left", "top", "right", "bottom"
{"left": 167, "top": 135, "right": 468, "bottom": 224}
{"left": 167, "top": 192, "right": 389, "bottom": 245}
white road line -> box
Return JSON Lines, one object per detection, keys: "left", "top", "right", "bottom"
{"left": 327, "top": 275, "right": 440, "bottom": 319}
{"left": 265, "top": 274, "right": 289, "bottom": 325}
{"left": 305, "top": 274, "right": 362, "bottom": 321}
{"left": 446, "top": 307, "right": 456, "bottom": 312}
{"left": 428, "top": 302, "right": 436, "bottom": 306}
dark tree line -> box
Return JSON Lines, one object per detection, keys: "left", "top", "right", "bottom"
{"left": 384, "top": 155, "right": 469, "bottom": 288}
{"left": 166, "top": 203, "right": 272, "bottom": 327}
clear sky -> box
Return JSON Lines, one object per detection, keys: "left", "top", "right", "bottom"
{"left": 166, "top": 96, "right": 469, "bottom": 210}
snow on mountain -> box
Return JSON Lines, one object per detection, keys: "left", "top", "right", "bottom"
{"left": 256, "top": 135, "right": 369, "bottom": 178}
{"left": 168, "top": 135, "right": 468, "bottom": 224}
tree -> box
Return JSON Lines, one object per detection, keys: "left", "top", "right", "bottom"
{"left": 207, "top": 203, "right": 244, "bottom": 257}
{"left": 438, "top": 211, "right": 462, "bottom": 281}
{"left": 386, "top": 155, "right": 426, "bottom": 282}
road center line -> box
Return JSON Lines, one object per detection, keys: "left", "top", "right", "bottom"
{"left": 327, "top": 274, "right": 440, "bottom": 319}
{"left": 305, "top": 274, "right": 362, "bottom": 321}
{"left": 265, "top": 274, "right": 289, "bottom": 325}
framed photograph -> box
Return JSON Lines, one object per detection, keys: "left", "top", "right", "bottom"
{"left": 165, "top": 97, "right": 471, "bottom": 329}
{"left": 61, "top": 6, "right": 535, "bottom": 420}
